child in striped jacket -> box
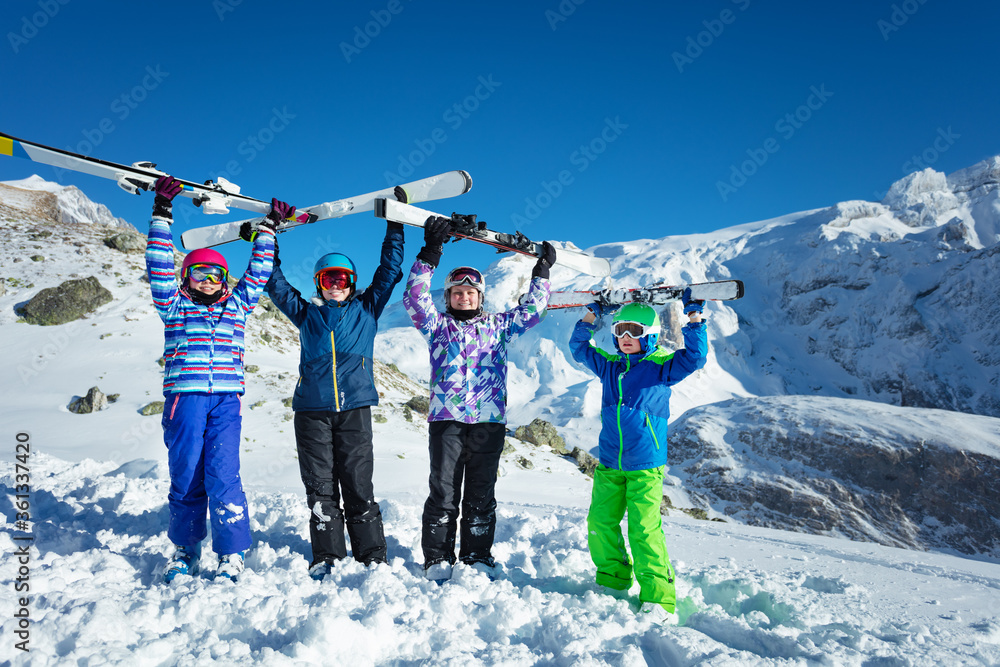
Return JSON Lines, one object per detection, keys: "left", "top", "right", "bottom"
{"left": 145, "top": 175, "right": 286, "bottom": 582}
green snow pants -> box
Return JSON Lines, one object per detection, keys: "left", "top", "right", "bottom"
{"left": 587, "top": 464, "right": 676, "bottom": 611}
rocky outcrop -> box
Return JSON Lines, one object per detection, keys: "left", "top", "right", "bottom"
{"left": 668, "top": 395, "right": 1000, "bottom": 558}
{"left": 514, "top": 418, "right": 568, "bottom": 455}
{"left": 68, "top": 387, "right": 108, "bottom": 414}
{"left": 103, "top": 231, "right": 146, "bottom": 254}
{"left": 20, "top": 276, "right": 113, "bottom": 325}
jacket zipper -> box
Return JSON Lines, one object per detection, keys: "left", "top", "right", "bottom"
{"left": 330, "top": 331, "right": 340, "bottom": 411}
{"left": 615, "top": 355, "right": 631, "bottom": 469}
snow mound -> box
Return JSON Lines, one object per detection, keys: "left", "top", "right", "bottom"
{"left": 2, "top": 453, "right": 999, "bottom": 666}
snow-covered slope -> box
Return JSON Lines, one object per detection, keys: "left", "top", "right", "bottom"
{"left": 2, "top": 169, "right": 1000, "bottom": 664}
{"left": 3, "top": 454, "right": 999, "bottom": 665}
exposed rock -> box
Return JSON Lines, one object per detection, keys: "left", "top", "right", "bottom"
{"left": 139, "top": 401, "right": 165, "bottom": 416}
{"left": 103, "top": 231, "right": 146, "bottom": 254}
{"left": 406, "top": 395, "right": 430, "bottom": 415}
{"left": 245, "top": 365, "right": 260, "bottom": 374}
{"left": 21, "top": 276, "right": 113, "bottom": 326}
{"left": 570, "top": 447, "right": 599, "bottom": 478}
{"left": 669, "top": 396, "right": 1000, "bottom": 558}
{"left": 68, "top": 387, "right": 108, "bottom": 414}
{"left": 373, "top": 412, "right": 387, "bottom": 424}
{"left": 516, "top": 456, "right": 534, "bottom": 470}
{"left": 30, "top": 254, "right": 44, "bottom": 262}
{"left": 281, "top": 397, "right": 294, "bottom": 408}
{"left": 515, "top": 418, "right": 568, "bottom": 455}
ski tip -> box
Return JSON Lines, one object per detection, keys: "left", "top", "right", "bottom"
{"left": 459, "top": 170, "right": 473, "bottom": 194}
{"left": 733, "top": 279, "right": 745, "bottom": 299}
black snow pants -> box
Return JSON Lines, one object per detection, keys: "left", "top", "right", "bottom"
{"left": 422, "top": 420, "right": 506, "bottom": 568}
{"left": 294, "top": 407, "right": 387, "bottom": 566}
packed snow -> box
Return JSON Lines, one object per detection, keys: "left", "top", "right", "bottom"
{"left": 2, "top": 168, "right": 1000, "bottom": 665}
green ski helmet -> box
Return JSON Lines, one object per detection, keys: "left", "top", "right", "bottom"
{"left": 611, "top": 303, "right": 661, "bottom": 354}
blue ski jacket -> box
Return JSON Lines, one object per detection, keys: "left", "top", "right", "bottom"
{"left": 569, "top": 319, "right": 708, "bottom": 471}
{"left": 265, "top": 224, "right": 404, "bottom": 412}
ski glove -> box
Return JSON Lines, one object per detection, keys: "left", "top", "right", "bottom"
{"left": 682, "top": 287, "right": 705, "bottom": 314}
{"left": 417, "top": 215, "right": 452, "bottom": 267}
{"left": 152, "top": 175, "right": 183, "bottom": 221}
{"left": 263, "top": 198, "right": 295, "bottom": 232}
{"left": 587, "top": 300, "right": 620, "bottom": 319}
{"left": 394, "top": 186, "right": 408, "bottom": 204}
{"left": 532, "top": 241, "right": 557, "bottom": 280}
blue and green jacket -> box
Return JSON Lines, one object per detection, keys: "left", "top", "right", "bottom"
{"left": 569, "top": 319, "right": 707, "bottom": 471}
{"left": 265, "top": 224, "right": 403, "bottom": 412}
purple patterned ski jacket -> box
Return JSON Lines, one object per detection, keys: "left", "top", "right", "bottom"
{"left": 403, "top": 259, "right": 550, "bottom": 424}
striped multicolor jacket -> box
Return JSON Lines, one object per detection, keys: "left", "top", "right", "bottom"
{"left": 145, "top": 216, "right": 274, "bottom": 395}
{"left": 402, "top": 258, "right": 550, "bottom": 424}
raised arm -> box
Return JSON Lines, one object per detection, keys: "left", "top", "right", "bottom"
{"left": 362, "top": 221, "right": 405, "bottom": 320}
{"left": 145, "top": 176, "right": 183, "bottom": 321}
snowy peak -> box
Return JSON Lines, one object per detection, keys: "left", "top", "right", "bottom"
{"left": 0, "top": 174, "right": 133, "bottom": 229}
{"left": 877, "top": 159, "right": 1000, "bottom": 244}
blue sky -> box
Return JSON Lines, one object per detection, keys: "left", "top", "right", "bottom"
{"left": 2, "top": 0, "right": 998, "bottom": 294}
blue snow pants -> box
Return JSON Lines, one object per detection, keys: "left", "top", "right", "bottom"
{"left": 161, "top": 392, "right": 251, "bottom": 555}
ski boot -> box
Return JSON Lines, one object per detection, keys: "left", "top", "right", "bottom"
{"left": 217, "top": 550, "right": 246, "bottom": 582}
{"left": 164, "top": 543, "right": 202, "bottom": 583}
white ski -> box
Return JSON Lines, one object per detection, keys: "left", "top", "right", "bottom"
{"left": 181, "top": 171, "right": 473, "bottom": 250}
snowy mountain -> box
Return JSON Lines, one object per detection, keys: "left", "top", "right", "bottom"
{"left": 1, "top": 175, "right": 132, "bottom": 229}
{"left": 1, "top": 171, "right": 999, "bottom": 665}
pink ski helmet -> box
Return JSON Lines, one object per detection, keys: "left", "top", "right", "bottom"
{"left": 181, "top": 248, "right": 229, "bottom": 277}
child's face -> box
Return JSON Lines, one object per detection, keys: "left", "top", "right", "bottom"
{"left": 189, "top": 277, "right": 222, "bottom": 295}
{"left": 321, "top": 286, "right": 350, "bottom": 302}
{"left": 617, "top": 333, "right": 642, "bottom": 354}
{"left": 449, "top": 285, "right": 480, "bottom": 311}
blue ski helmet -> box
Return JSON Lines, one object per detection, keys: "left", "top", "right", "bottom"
{"left": 313, "top": 253, "right": 357, "bottom": 293}
{"left": 611, "top": 303, "right": 661, "bottom": 354}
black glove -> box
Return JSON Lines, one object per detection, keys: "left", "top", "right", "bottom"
{"left": 152, "top": 175, "right": 182, "bottom": 220}
{"left": 417, "top": 215, "right": 451, "bottom": 267}
{"left": 532, "top": 241, "right": 557, "bottom": 279}
{"left": 394, "top": 185, "right": 408, "bottom": 204}
{"left": 263, "top": 198, "right": 295, "bottom": 232}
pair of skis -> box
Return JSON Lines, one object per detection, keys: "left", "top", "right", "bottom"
{"left": 0, "top": 130, "right": 315, "bottom": 221}
{"left": 0, "top": 130, "right": 609, "bottom": 276}
{"left": 0, "top": 130, "right": 747, "bottom": 305}
{"left": 543, "top": 279, "right": 744, "bottom": 310}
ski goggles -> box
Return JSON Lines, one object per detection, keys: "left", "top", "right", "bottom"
{"left": 445, "top": 267, "right": 484, "bottom": 290}
{"left": 612, "top": 321, "right": 659, "bottom": 339}
{"left": 187, "top": 264, "right": 228, "bottom": 284}
{"left": 315, "top": 268, "right": 355, "bottom": 291}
